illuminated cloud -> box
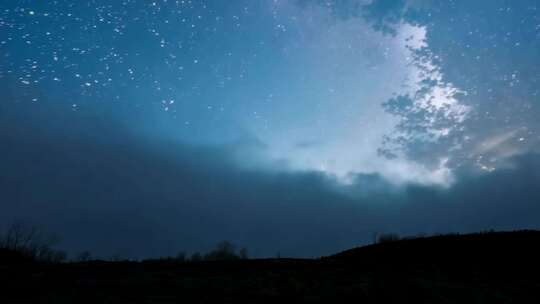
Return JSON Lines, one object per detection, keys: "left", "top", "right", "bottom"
{"left": 257, "top": 1, "right": 469, "bottom": 185}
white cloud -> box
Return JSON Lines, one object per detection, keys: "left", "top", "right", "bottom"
{"left": 253, "top": 2, "right": 470, "bottom": 186}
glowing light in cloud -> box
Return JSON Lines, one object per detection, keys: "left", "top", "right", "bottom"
{"left": 257, "top": 3, "right": 470, "bottom": 186}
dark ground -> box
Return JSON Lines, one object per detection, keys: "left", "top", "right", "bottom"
{"left": 2, "top": 231, "right": 540, "bottom": 303}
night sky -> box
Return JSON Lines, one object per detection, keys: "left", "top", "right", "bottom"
{"left": 1, "top": 0, "right": 539, "bottom": 258}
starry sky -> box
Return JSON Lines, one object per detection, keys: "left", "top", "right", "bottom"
{"left": 1, "top": 0, "right": 540, "bottom": 258}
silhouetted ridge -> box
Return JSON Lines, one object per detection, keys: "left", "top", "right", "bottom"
{"left": 2, "top": 230, "right": 540, "bottom": 303}
{"left": 329, "top": 230, "right": 540, "bottom": 273}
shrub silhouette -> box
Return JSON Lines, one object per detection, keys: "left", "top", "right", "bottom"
{"left": 176, "top": 251, "right": 187, "bottom": 262}
{"left": 76, "top": 250, "right": 92, "bottom": 262}
{"left": 191, "top": 252, "right": 202, "bottom": 262}
{"left": 377, "top": 233, "right": 400, "bottom": 244}
{"left": 204, "top": 241, "right": 240, "bottom": 261}
{"left": 239, "top": 247, "right": 248, "bottom": 259}
{"left": 0, "top": 223, "right": 66, "bottom": 263}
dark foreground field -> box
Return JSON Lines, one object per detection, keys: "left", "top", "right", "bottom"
{"left": 2, "top": 231, "right": 540, "bottom": 303}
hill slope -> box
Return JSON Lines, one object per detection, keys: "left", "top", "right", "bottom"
{"left": 2, "top": 231, "right": 540, "bottom": 303}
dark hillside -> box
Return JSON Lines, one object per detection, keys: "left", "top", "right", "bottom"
{"left": 330, "top": 230, "right": 540, "bottom": 273}
{"left": 2, "top": 231, "right": 540, "bottom": 303}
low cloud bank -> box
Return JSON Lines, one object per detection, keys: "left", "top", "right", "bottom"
{"left": 1, "top": 106, "right": 539, "bottom": 258}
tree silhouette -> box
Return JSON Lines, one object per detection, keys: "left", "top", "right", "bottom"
{"left": 0, "top": 223, "right": 66, "bottom": 263}
{"left": 76, "top": 251, "right": 92, "bottom": 262}
{"left": 205, "top": 241, "right": 239, "bottom": 261}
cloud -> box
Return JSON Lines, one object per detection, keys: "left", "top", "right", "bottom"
{"left": 1, "top": 0, "right": 538, "bottom": 260}
{"left": 255, "top": 0, "right": 471, "bottom": 186}
{"left": 1, "top": 104, "right": 539, "bottom": 259}
{"left": 374, "top": 0, "right": 540, "bottom": 174}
